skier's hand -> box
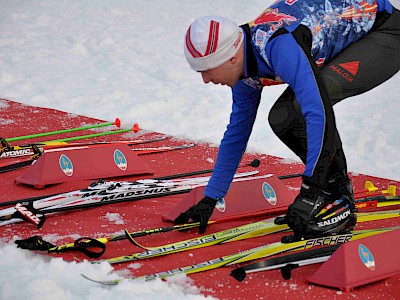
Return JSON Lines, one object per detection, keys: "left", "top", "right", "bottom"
{"left": 275, "top": 178, "right": 321, "bottom": 227}
{"left": 174, "top": 196, "right": 217, "bottom": 234}
{"left": 280, "top": 179, "right": 325, "bottom": 242}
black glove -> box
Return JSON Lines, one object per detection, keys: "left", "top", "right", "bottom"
{"left": 284, "top": 180, "right": 325, "bottom": 239}
{"left": 174, "top": 196, "right": 217, "bottom": 234}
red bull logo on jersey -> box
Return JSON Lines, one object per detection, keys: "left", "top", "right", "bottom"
{"left": 114, "top": 149, "right": 127, "bottom": 171}
{"left": 59, "top": 154, "right": 73, "bottom": 176}
{"left": 253, "top": 8, "right": 297, "bottom": 31}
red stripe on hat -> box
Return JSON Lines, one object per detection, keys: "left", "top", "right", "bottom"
{"left": 205, "top": 21, "right": 219, "bottom": 56}
{"left": 185, "top": 25, "right": 203, "bottom": 58}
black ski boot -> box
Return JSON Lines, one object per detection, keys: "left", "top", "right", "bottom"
{"left": 281, "top": 194, "right": 357, "bottom": 243}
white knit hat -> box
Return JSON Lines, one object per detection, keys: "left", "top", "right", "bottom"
{"left": 184, "top": 16, "right": 244, "bottom": 71}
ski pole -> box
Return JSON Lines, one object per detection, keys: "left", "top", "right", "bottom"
{"left": 153, "top": 158, "right": 261, "bottom": 181}
{"left": 46, "top": 124, "right": 140, "bottom": 143}
{"left": 14, "top": 221, "right": 209, "bottom": 258}
{"left": 5, "top": 118, "right": 121, "bottom": 142}
{"left": 53, "top": 222, "right": 207, "bottom": 258}
{"left": 1, "top": 135, "right": 165, "bottom": 158}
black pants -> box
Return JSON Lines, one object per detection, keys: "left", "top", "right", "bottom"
{"left": 269, "top": 8, "right": 400, "bottom": 185}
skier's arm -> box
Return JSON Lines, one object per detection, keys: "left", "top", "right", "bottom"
{"left": 204, "top": 82, "right": 262, "bottom": 199}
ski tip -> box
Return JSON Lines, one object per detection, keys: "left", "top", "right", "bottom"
{"left": 114, "top": 118, "right": 121, "bottom": 128}
{"left": 230, "top": 268, "right": 247, "bottom": 282}
{"left": 132, "top": 123, "right": 140, "bottom": 133}
{"left": 81, "top": 273, "right": 121, "bottom": 285}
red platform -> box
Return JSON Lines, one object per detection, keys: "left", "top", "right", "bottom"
{"left": 1, "top": 98, "right": 399, "bottom": 299}
{"left": 307, "top": 229, "right": 400, "bottom": 291}
{"left": 15, "top": 144, "right": 153, "bottom": 188}
{"left": 163, "top": 175, "right": 295, "bottom": 222}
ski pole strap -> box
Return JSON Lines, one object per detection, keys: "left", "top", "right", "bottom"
{"left": 49, "top": 237, "right": 107, "bottom": 259}
{"left": 0, "top": 137, "right": 13, "bottom": 151}
{"left": 30, "top": 144, "right": 44, "bottom": 160}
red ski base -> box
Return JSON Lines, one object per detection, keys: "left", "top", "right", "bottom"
{"left": 1, "top": 98, "right": 399, "bottom": 299}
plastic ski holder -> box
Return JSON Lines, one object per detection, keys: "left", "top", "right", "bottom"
{"left": 15, "top": 144, "right": 153, "bottom": 188}
{"left": 163, "top": 174, "right": 296, "bottom": 221}
{"left": 307, "top": 228, "right": 400, "bottom": 291}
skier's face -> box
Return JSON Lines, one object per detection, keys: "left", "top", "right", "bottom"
{"left": 200, "top": 46, "right": 244, "bottom": 87}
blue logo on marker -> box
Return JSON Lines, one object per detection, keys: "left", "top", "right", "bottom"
{"left": 262, "top": 182, "right": 277, "bottom": 205}
{"left": 358, "top": 244, "right": 375, "bottom": 271}
{"left": 114, "top": 149, "right": 127, "bottom": 171}
{"left": 215, "top": 198, "right": 226, "bottom": 213}
{"left": 59, "top": 154, "right": 73, "bottom": 176}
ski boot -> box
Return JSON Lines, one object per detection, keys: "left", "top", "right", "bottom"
{"left": 279, "top": 179, "right": 357, "bottom": 243}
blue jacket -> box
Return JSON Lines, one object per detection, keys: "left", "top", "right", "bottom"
{"left": 205, "top": 0, "right": 393, "bottom": 199}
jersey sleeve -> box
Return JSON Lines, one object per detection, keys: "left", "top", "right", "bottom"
{"left": 204, "top": 81, "right": 262, "bottom": 199}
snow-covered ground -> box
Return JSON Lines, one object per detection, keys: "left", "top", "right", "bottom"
{"left": 0, "top": 1, "right": 399, "bottom": 299}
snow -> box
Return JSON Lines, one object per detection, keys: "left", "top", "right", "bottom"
{"left": 102, "top": 212, "right": 125, "bottom": 225}
{"left": 0, "top": 242, "right": 211, "bottom": 300}
{"left": 0, "top": 1, "right": 399, "bottom": 299}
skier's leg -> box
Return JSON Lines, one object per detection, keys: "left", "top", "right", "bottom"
{"left": 270, "top": 11, "right": 400, "bottom": 238}
{"left": 320, "top": 8, "right": 400, "bottom": 198}
{"left": 270, "top": 8, "right": 400, "bottom": 189}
